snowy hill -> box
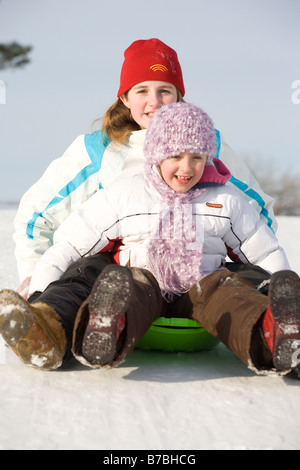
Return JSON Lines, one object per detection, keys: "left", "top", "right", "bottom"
{"left": 0, "top": 209, "right": 300, "bottom": 450}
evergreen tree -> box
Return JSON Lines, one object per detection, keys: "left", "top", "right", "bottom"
{"left": 0, "top": 41, "right": 32, "bottom": 71}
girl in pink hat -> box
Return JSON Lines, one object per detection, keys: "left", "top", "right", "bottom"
{"left": 14, "top": 38, "right": 277, "bottom": 302}
{"left": 1, "top": 102, "right": 299, "bottom": 380}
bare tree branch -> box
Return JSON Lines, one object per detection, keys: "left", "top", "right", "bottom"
{"left": 242, "top": 153, "right": 300, "bottom": 216}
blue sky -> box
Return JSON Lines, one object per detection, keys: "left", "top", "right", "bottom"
{"left": 0, "top": 0, "right": 299, "bottom": 202}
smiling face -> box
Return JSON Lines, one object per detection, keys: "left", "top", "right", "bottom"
{"left": 159, "top": 153, "right": 207, "bottom": 193}
{"left": 120, "top": 80, "right": 178, "bottom": 129}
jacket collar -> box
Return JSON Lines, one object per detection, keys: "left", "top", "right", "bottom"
{"left": 196, "top": 158, "right": 231, "bottom": 188}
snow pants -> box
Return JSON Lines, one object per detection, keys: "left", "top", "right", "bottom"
{"left": 29, "top": 254, "right": 272, "bottom": 371}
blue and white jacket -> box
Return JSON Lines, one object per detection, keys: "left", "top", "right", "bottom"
{"left": 14, "top": 128, "right": 277, "bottom": 282}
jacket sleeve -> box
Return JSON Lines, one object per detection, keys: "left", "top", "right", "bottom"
{"left": 217, "top": 131, "right": 277, "bottom": 233}
{"left": 28, "top": 189, "right": 121, "bottom": 294}
{"left": 13, "top": 134, "right": 102, "bottom": 283}
{"left": 224, "top": 193, "right": 290, "bottom": 274}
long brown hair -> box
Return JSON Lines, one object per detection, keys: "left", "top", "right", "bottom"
{"left": 100, "top": 90, "right": 184, "bottom": 144}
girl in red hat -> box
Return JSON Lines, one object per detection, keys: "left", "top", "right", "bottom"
{"left": 13, "top": 38, "right": 277, "bottom": 304}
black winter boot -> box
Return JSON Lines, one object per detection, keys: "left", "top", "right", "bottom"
{"left": 262, "top": 270, "right": 300, "bottom": 377}
{"left": 72, "top": 265, "right": 162, "bottom": 368}
{"left": 81, "top": 265, "right": 132, "bottom": 367}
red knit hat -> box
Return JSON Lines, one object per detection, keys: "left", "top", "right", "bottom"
{"left": 117, "top": 38, "right": 185, "bottom": 97}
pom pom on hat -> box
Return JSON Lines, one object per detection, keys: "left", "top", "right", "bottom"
{"left": 144, "top": 102, "right": 217, "bottom": 168}
{"left": 117, "top": 38, "right": 185, "bottom": 97}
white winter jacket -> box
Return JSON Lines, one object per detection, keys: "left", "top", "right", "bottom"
{"left": 14, "top": 128, "right": 277, "bottom": 283}
{"left": 29, "top": 161, "right": 289, "bottom": 295}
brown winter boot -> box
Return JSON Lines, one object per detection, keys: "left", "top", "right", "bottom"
{"left": 0, "top": 290, "right": 67, "bottom": 370}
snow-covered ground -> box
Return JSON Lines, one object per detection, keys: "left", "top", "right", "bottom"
{"left": 0, "top": 209, "right": 300, "bottom": 450}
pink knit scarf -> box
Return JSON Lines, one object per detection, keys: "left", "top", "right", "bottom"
{"left": 146, "top": 164, "right": 206, "bottom": 300}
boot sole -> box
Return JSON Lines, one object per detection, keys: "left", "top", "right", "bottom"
{"left": 0, "top": 290, "right": 63, "bottom": 370}
{"left": 82, "top": 266, "right": 133, "bottom": 366}
{"left": 269, "top": 271, "right": 300, "bottom": 371}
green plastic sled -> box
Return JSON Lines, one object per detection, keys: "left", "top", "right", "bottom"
{"left": 136, "top": 317, "right": 219, "bottom": 352}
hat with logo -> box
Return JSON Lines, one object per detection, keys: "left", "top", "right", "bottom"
{"left": 117, "top": 38, "right": 185, "bottom": 97}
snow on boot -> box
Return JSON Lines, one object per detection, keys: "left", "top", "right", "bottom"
{"left": 81, "top": 266, "right": 133, "bottom": 367}
{"left": 263, "top": 270, "right": 300, "bottom": 374}
{"left": 0, "top": 290, "right": 67, "bottom": 370}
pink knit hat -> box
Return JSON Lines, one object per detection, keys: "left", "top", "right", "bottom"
{"left": 117, "top": 38, "right": 185, "bottom": 97}
{"left": 144, "top": 102, "right": 217, "bottom": 168}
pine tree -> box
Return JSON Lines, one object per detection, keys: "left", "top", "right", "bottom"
{"left": 0, "top": 41, "right": 32, "bottom": 71}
